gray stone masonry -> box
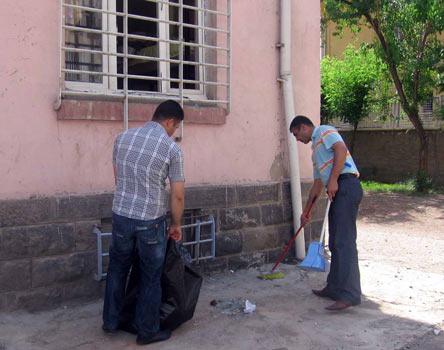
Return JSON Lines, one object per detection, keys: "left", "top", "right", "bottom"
{"left": 0, "top": 180, "right": 326, "bottom": 311}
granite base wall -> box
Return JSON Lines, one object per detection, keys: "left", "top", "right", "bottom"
{"left": 0, "top": 180, "right": 326, "bottom": 311}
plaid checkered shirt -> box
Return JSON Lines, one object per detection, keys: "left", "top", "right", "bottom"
{"left": 112, "top": 121, "right": 185, "bottom": 220}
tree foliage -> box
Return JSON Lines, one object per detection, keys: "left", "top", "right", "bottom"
{"left": 321, "top": 45, "right": 390, "bottom": 151}
{"left": 324, "top": 0, "right": 444, "bottom": 176}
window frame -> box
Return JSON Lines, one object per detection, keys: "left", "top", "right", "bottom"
{"left": 63, "top": 0, "right": 209, "bottom": 99}
{"left": 165, "top": 0, "right": 206, "bottom": 99}
{"left": 64, "top": 0, "right": 114, "bottom": 93}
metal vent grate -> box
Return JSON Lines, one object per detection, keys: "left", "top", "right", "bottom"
{"left": 93, "top": 213, "right": 216, "bottom": 281}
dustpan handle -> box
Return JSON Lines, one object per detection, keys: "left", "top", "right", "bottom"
{"left": 318, "top": 200, "right": 331, "bottom": 244}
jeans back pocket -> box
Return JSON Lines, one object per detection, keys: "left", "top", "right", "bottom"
{"left": 135, "top": 223, "right": 161, "bottom": 245}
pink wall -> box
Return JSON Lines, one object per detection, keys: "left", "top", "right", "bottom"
{"left": 0, "top": 0, "right": 320, "bottom": 200}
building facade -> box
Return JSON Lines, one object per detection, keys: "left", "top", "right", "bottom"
{"left": 0, "top": 0, "right": 322, "bottom": 311}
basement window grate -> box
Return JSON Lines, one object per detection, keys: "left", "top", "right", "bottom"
{"left": 93, "top": 211, "right": 216, "bottom": 281}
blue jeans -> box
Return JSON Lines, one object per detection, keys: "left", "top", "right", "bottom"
{"left": 103, "top": 213, "right": 167, "bottom": 336}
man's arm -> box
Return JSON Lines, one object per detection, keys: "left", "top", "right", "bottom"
{"left": 113, "top": 165, "right": 117, "bottom": 186}
{"left": 300, "top": 179, "right": 324, "bottom": 227}
{"left": 327, "top": 141, "right": 348, "bottom": 201}
{"left": 168, "top": 181, "right": 185, "bottom": 241}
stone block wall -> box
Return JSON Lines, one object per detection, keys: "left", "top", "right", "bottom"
{"left": 0, "top": 180, "right": 326, "bottom": 311}
{"left": 341, "top": 130, "right": 444, "bottom": 185}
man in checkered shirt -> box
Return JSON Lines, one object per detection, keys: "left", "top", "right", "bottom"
{"left": 103, "top": 100, "right": 185, "bottom": 345}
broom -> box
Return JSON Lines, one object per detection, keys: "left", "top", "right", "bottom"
{"left": 298, "top": 199, "right": 331, "bottom": 271}
{"left": 258, "top": 196, "right": 317, "bottom": 280}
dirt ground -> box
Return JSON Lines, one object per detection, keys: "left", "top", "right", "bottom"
{"left": 0, "top": 192, "right": 443, "bottom": 350}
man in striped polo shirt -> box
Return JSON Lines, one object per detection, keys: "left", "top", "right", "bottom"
{"left": 290, "top": 115, "right": 363, "bottom": 311}
{"left": 103, "top": 100, "right": 185, "bottom": 345}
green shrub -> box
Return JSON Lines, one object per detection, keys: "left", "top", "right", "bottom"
{"left": 414, "top": 171, "right": 434, "bottom": 193}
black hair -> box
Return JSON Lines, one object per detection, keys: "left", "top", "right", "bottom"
{"left": 152, "top": 100, "right": 184, "bottom": 122}
{"left": 289, "top": 115, "right": 314, "bottom": 131}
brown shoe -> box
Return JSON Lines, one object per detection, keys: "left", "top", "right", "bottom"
{"left": 325, "top": 300, "right": 352, "bottom": 311}
{"left": 312, "top": 288, "right": 335, "bottom": 300}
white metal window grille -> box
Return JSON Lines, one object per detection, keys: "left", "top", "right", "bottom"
{"left": 60, "top": 0, "right": 231, "bottom": 114}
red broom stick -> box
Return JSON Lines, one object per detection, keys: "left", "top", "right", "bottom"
{"left": 270, "top": 196, "right": 317, "bottom": 272}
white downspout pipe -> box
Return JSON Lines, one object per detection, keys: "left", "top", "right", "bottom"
{"left": 279, "top": 0, "right": 305, "bottom": 259}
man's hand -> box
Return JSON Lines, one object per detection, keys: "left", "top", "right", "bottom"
{"left": 300, "top": 211, "right": 312, "bottom": 227}
{"left": 327, "top": 178, "right": 338, "bottom": 201}
{"left": 168, "top": 224, "right": 182, "bottom": 241}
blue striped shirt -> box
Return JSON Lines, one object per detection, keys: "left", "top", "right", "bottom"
{"left": 311, "top": 125, "right": 359, "bottom": 186}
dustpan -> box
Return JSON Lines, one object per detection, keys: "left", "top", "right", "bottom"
{"left": 298, "top": 200, "right": 331, "bottom": 272}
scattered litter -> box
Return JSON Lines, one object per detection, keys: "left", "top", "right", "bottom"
{"left": 244, "top": 300, "right": 256, "bottom": 314}
{"left": 433, "top": 328, "right": 441, "bottom": 336}
{"left": 230, "top": 270, "right": 235, "bottom": 273}
{"left": 210, "top": 298, "right": 256, "bottom": 316}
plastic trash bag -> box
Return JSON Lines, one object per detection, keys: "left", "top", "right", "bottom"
{"left": 119, "top": 239, "right": 203, "bottom": 331}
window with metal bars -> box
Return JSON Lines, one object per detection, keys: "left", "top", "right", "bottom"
{"left": 61, "top": 0, "right": 231, "bottom": 108}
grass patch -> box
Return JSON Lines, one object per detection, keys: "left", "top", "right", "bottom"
{"left": 361, "top": 180, "right": 444, "bottom": 195}
{"left": 361, "top": 180, "right": 415, "bottom": 193}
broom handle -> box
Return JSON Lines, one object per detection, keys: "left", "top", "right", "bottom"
{"left": 318, "top": 200, "right": 331, "bottom": 244}
{"left": 271, "top": 196, "right": 317, "bottom": 272}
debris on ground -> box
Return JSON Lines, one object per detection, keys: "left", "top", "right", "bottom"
{"left": 243, "top": 300, "right": 256, "bottom": 314}
{"left": 209, "top": 298, "right": 256, "bottom": 316}
{"left": 257, "top": 271, "right": 286, "bottom": 280}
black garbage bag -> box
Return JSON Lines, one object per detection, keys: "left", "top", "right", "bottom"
{"left": 119, "top": 239, "right": 203, "bottom": 332}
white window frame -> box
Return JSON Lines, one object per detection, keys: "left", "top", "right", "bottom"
{"left": 64, "top": 0, "right": 205, "bottom": 96}
{"left": 164, "top": 0, "right": 206, "bottom": 98}
{"left": 64, "top": 0, "right": 116, "bottom": 93}
{"left": 61, "top": 0, "right": 231, "bottom": 108}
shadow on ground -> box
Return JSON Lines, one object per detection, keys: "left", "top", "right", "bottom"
{"left": 359, "top": 192, "right": 444, "bottom": 225}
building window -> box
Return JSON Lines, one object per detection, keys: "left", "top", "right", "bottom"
{"left": 62, "top": 0, "right": 231, "bottom": 108}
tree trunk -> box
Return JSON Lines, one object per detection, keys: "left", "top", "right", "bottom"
{"left": 407, "top": 111, "right": 429, "bottom": 174}
{"left": 418, "top": 129, "right": 429, "bottom": 175}
{"left": 349, "top": 122, "right": 358, "bottom": 154}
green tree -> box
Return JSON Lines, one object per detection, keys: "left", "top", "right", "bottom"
{"left": 437, "top": 62, "right": 444, "bottom": 119}
{"left": 324, "top": 0, "right": 444, "bottom": 177}
{"left": 321, "top": 45, "right": 388, "bottom": 152}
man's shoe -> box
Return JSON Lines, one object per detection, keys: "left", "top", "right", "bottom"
{"left": 136, "top": 329, "right": 172, "bottom": 345}
{"left": 312, "top": 288, "right": 335, "bottom": 300}
{"left": 325, "top": 300, "right": 352, "bottom": 311}
{"left": 102, "top": 324, "right": 118, "bottom": 334}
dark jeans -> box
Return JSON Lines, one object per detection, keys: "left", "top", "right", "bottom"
{"left": 103, "top": 213, "right": 167, "bottom": 336}
{"left": 326, "top": 175, "right": 363, "bottom": 305}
